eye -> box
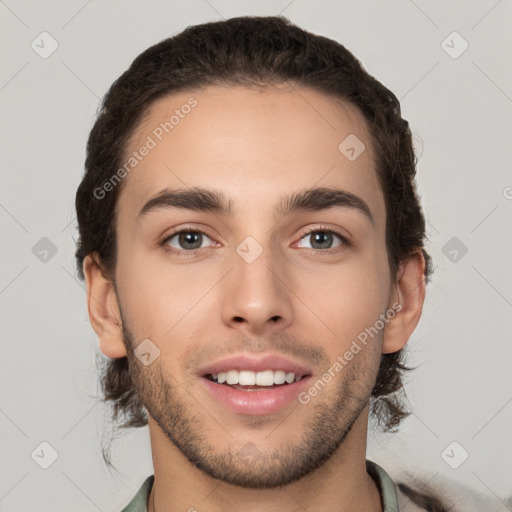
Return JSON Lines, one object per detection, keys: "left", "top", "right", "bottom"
{"left": 159, "top": 226, "right": 350, "bottom": 257}
{"left": 295, "top": 227, "right": 349, "bottom": 251}
{"left": 161, "top": 228, "right": 215, "bottom": 255}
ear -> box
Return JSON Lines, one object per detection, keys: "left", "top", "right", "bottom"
{"left": 382, "top": 250, "right": 426, "bottom": 354}
{"left": 82, "top": 253, "right": 127, "bottom": 358}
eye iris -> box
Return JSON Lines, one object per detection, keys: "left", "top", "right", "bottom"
{"left": 179, "top": 232, "right": 202, "bottom": 250}
{"left": 311, "top": 231, "right": 332, "bottom": 249}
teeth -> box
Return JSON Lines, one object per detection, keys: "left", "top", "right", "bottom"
{"left": 239, "top": 370, "right": 256, "bottom": 385}
{"left": 273, "top": 370, "right": 286, "bottom": 385}
{"left": 209, "top": 369, "right": 304, "bottom": 386}
{"left": 226, "top": 370, "right": 238, "bottom": 385}
{"left": 255, "top": 370, "right": 273, "bottom": 386}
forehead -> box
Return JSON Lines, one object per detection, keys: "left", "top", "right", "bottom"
{"left": 116, "top": 85, "right": 385, "bottom": 228}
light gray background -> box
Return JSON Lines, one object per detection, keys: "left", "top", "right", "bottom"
{"left": 1, "top": 0, "right": 511, "bottom": 510}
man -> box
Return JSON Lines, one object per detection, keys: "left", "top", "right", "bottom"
{"left": 74, "top": 14, "right": 480, "bottom": 511}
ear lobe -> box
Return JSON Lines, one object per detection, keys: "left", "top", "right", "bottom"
{"left": 83, "top": 253, "right": 127, "bottom": 358}
{"left": 382, "top": 251, "right": 426, "bottom": 354}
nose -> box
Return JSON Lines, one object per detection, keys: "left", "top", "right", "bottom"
{"left": 221, "top": 244, "right": 294, "bottom": 336}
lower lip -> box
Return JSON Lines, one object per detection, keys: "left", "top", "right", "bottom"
{"left": 200, "top": 376, "right": 312, "bottom": 416}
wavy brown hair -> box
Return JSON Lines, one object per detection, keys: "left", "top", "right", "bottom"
{"left": 75, "top": 15, "right": 433, "bottom": 441}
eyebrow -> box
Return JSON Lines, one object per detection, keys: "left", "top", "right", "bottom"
{"left": 137, "top": 186, "right": 374, "bottom": 225}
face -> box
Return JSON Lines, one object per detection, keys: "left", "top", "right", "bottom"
{"left": 112, "top": 84, "right": 394, "bottom": 488}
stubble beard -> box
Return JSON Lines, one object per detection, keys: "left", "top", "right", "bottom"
{"left": 121, "top": 318, "right": 377, "bottom": 489}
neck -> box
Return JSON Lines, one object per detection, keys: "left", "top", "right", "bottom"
{"left": 146, "top": 407, "right": 382, "bottom": 512}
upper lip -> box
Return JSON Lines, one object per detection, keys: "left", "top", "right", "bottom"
{"left": 198, "top": 354, "right": 312, "bottom": 378}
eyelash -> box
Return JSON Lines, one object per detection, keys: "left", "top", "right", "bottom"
{"left": 160, "top": 225, "right": 351, "bottom": 257}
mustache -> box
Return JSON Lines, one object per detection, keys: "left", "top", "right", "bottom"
{"left": 184, "top": 331, "right": 329, "bottom": 371}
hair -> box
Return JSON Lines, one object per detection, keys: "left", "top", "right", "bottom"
{"left": 75, "top": 16, "right": 433, "bottom": 444}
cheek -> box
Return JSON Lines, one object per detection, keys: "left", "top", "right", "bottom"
{"left": 294, "top": 250, "right": 390, "bottom": 351}
{"left": 116, "top": 245, "right": 199, "bottom": 336}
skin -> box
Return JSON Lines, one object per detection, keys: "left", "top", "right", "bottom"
{"left": 84, "top": 84, "right": 426, "bottom": 512}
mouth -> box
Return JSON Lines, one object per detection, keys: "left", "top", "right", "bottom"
{"left": 204, "top": 369, "right": 309, "bottom": 391}
{"left": 198, "top": 354, "right": 313, "bottom": 415}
